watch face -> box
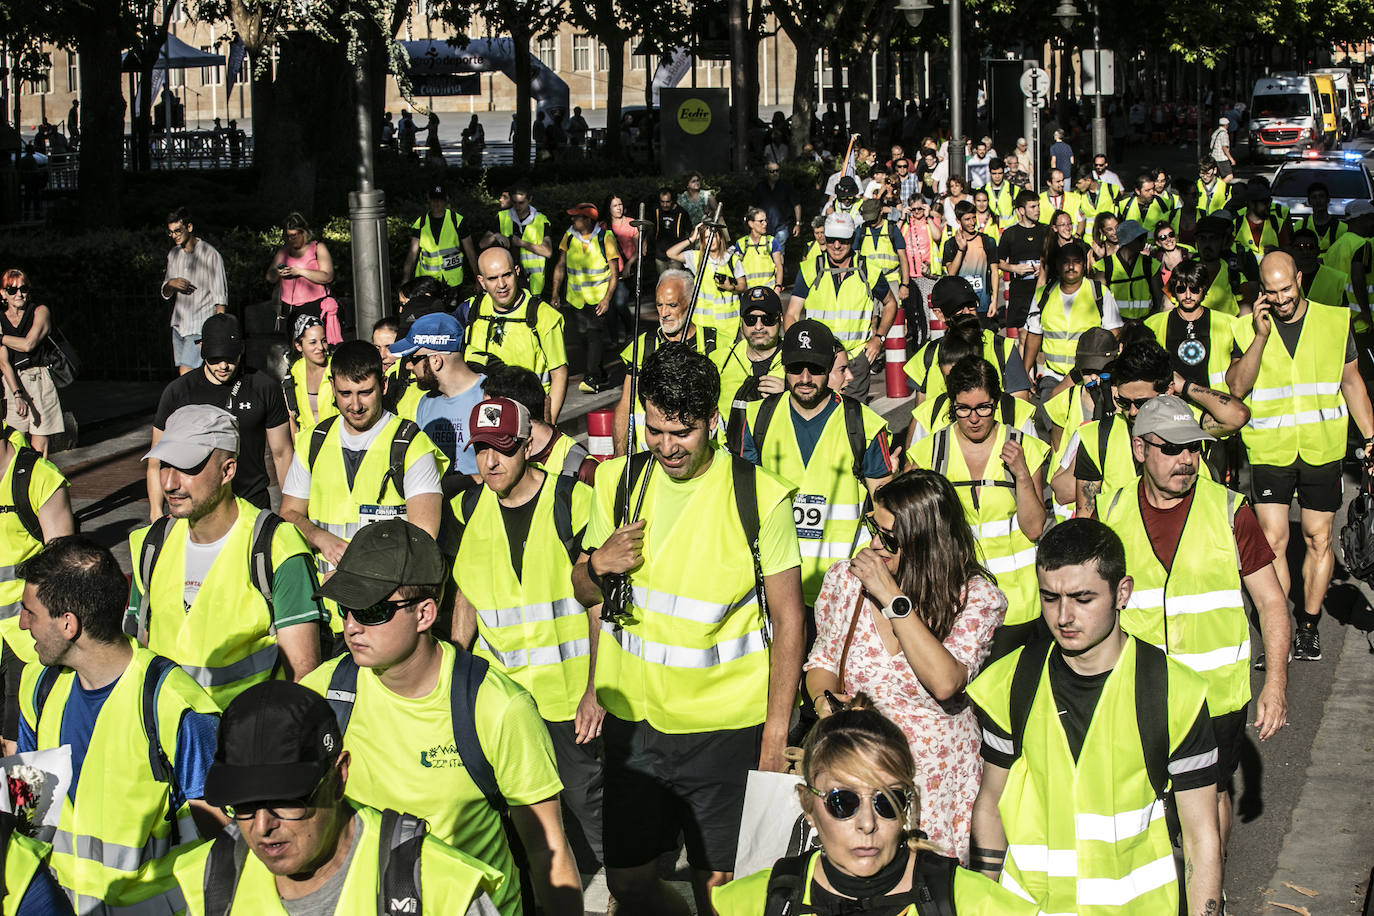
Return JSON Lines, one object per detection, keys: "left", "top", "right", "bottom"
{"left": 890, "top": 596, "right": 912, "bottom": 618}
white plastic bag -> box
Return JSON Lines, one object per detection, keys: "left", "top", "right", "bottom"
{"left": 733, "top": 769, "right": 818, "bottom": 878}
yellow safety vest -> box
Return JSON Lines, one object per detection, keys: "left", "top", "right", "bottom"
{"left": 497, "top": 207, "right": 551, "bottom": 295}
{"left": 1292, "top": 214, "right": 1346, "bottom": 253}
{"left": 1118, "top": 195, "right": 1169, "bottom": 233}
{"left": 912, "top": 423, "right": 1048, "bottom": 626}
{"left": 746, "top": 395, "right": 888, "bottom": 604}
{"left": 1234, "top": 212, "right": 1286, "bottom": 257}
{"left": 128, "top": 499, "right": 313, "bottom": 709}
{"left": 1197, "top": 261, "right": 1241, "bottom": 317}
{"left": 1235, "top": 301, "right": 1351, "bottom": 466}
{"left": 1100, "top": 478, "right": 1251, "bottom": 715}
{"left": 563, "top": 227, "right": 614, "bottom": 309}
{"left": 1196, "top": 178, "right": 1229, "bottom": 215}
{"left": 985, "top": 182, "right": 1017, "bottom": 224}
{"left": 907, "top": 391, "right": 1039, "bottom": 447}
{"left": 0, "top": 832, "right": 49, "bottom": 916}
{"left": 689, "top": 251, "right": 744, "bottom": 342}
{"left": 1144, "top": 308, "right": 1238, "bottom": 388}
{"left": 1032, "top": 280, "right": 1104, "bottom": 377}
{"left": 284, "top": 357, "right": 336, "bottom": 430}
{"left": 591, "top": 452, "right": 795, "bottom": 733}
{"left": 1075, "top": 414, "right": 1139, "bottom": 496}
{"left": 798, "top": 254, "right": 884, "bottom": 354}
{"left": 383, "top": 363, "right": 425, "bottom": 422}
{"left": 1078, "top": 183, "right": 1118, "bottom": 222}
{"left": 735, "top": 235, "right": 778, "bottom": 289}
{"left": 1303, "top": 264, "right": 1349, "bottom": 311}
{"left": 1101, "top": 252, "right": 1154, "bottom": 320}
{"left": 902, "top": 333, "right": 1016, "bottom": 400}
{"left": 857, "top": 224, "right": 903, "bottom": 285}
{"left": 714, "top": 342, "right": 784, "bottom": 449}
{"left": 413, "top": 208, "right": 468, "bottom": 286}
{"left": 0, "top": 449, "right": 65, "bottom": 665}
{"left": 21, "top": 646, "right": 219, "bottom": 914}
{"left": 455, "top": 472, "right": 592, "bottom": 723}
{"left": 464, "top": 290, "right": 563, "bottom": 386}
{"left": 966, "top": 639, "right": 1209, "bottom": 916}
{"left": 172, "top": 804, "right": 502, "bottom": 916}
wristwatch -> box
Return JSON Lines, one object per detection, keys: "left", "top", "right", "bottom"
{"left": 881, "top": 596, "right": 913, "bottom": 620}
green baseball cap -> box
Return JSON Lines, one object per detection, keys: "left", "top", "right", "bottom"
{"left": 313, "top": 519, "right": 446, "bottom": 609}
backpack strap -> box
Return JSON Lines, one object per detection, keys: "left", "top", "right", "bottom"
{"left": 281, "top": 372, "right": 299, "bottom": 421}
{"left": 930, "top": 427, "right": 951, "bottom": 478}
{"left": 1008, "top": 640, "right": 1054, "bottom": 761}
{"left": 31, "top": 665, "right": 60, "bottom": 726}
{"left": 702, "top": 325, "right": 719, "bottom": 355}
{"left": 613, "top": 451, "right": 655, "bottom": 528}
{"left": 729, "top": 455, "right": 768, "bottom": 639}
{"left": 378, "top": 419, "right": 420, "bottom": 503}
{"left": 1091, "top": 279, "right": 1104, "bottom": 317}
{"left": 142, "top": 655, "right": 179, "bottom": 785}
{"left": 559, "top": 441, "right": 590, "bottom": 479}
{"left": 306, "top": 415, "right": 339, "bottom": 471}
{"left": 248, "top": 511, "right": 283, "bottom": 613}
{"left": 1096, "top": 417, "right": 1114, "bottom": 477}
{"left": 325, "top": 654, "right": 361, "bottom": 735}
{"left": 9, "top": 447, "right": 41, "bottom": 543}
{"left": 201, "top": 826, "right": 248, "bottom": 916}
{"left": 750, "top": 393, "right": 784, "bottom": 457}
{"left": 378, "top": 809, "right": 427, "bottom": 916}
{"left": 999, "top": 392, "right": 1017, "bottom": 430}
{"left": 460, "top": 486, "right": 483, "bottom": 525}
{"left": 1033, "top": 282, "right": 1056, "bottom": 318}
{"left": 992, "top": 335, "right": 1010, "bottom": 374}
{"left": 449, "top": 650, "right": 504, "bottom": 812}
{"left": 840, "top": 395, "right": 867, "bottom": 480}
{"left": 910, "top": 850, "right": 960, "bottom": 916}
{"left": 551, "top": 473, "right": 581, "bottom": 563}
{"left": 130, "top": 515, "right": 176, "bottom": 642}
{"left": 1133, "top": 640, "right": 1183, "bottom": 845}
{"left": 762, "top": 852, "right": 812, "bottom": 916}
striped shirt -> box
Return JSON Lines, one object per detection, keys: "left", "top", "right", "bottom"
{"left": 161, "top": 238, "right": 228, "bottom": 336}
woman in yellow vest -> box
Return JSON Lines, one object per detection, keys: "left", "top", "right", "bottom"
{"left": 668, "top": 221, "right": 746, "bottom": 343}
{"left": 908, "top": 358, "right": 1048, "bottom": 652}
{"left": 712, "top": 695, "right": 1038, "bottom": 915}
{"left": 283, "top": 316, "right": 336, "bottom": 437}
{"left": 735, "top": 206, "right": 785, "bottom": 291}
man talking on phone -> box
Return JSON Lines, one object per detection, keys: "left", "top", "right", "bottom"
{"left": 1227, "top": 251, "right": 1374, "bottom": 663}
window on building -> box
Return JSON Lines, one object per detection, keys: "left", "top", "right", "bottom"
{"left": 169, "top": 0, "right": 185, "bottom": 23}
{"left": 201, "top": 48, "right": 222, "bottom": 86}
{"left": 168, "top": 68, "right": 185, "bottom": 89}
{"left": 631, "top": 53, "right": 646, "bottom": 71}
{"left": 573, "top": 35, "right": 590, "bottom": 72}
{"left": 28, "top": 66, "right": 51, "bottom": 95}
{"left": 537, "top": 37, "right": 557, "bottom": 71}
{"left": 597, "top": 41, "right": 610, "bottom": 72}
{"left": 67, "top": 53, "right": 78, "bottom": 93}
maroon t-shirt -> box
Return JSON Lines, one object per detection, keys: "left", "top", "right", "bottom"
{"left": 1136, "top": 480, "right": 1275, "bottom": 576}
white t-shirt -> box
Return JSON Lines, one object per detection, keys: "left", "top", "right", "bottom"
{"left": 1025, "top": 283, "right": 1123, "bottom": 378}
{"left": 966, "top": 153, "right": 992, "bottom": 189}
{"left": 183, "top": 528, "right": 233, "bottom": 610}
{"left": 282, "top": 411, "right": 443, "bottom": 501}
{"left": 684, "top": 249, "right": 745, "bottom": 281}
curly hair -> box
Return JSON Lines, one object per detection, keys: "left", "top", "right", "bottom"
{"left": 638, "top": 343, "right": 720, "bottom": 425}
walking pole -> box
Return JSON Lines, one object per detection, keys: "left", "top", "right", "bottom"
{"left": 680, "top": 202, "right": 726, "bottom": 334}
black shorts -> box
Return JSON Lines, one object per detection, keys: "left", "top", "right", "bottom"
{"left": 1213, "top": 704, "right": 1248, "bottom": 783}
{"left": 1250, "top": 460, "right": 1343, "bottom": 513}
{"left": 602, "top": 715, "right": 762, "bottom": 872}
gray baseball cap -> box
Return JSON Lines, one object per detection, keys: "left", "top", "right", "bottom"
{"left": 1132, "top": 395, "right": 1216, "bottom": 445}
{"left": 145, "top": 405, "right": 239, "bottom": 468}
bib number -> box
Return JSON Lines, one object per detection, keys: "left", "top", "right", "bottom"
{"left": 966, "top": 274, "right": 985, "bottom": 293}
{"left": 793, "top": 494, "right": 826, "bottom": 540}
{"left": 441, "top": 252, "right": 464, "bottom": 271}
{"left": 359, "top": 505, "right": 406, "bottom": 528}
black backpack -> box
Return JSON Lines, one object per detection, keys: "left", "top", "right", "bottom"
{"left": 1341, "top": 481, "right": 1374, "bottom": 583}
{"left": 464, "top": 292, "right": 544, "bottom": 366}
{"left": 763, "top": 850, "right": 958, "bottom": 916}
{"left": 306, "top": 415, "right": 422, "bottom": 503}
{"left": 3, "top": 445, "right": 42, "bottom": 542}
{"left": 459, "top": 472, "right": 581, "bottom": 564}
{"left": 202, "top": 808, "right": 427, "bottom": 916}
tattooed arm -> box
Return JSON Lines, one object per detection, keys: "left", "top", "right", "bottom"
{"left": 1177, "top": 372, "right": 1251, "bottom": 437}
{"left": 1176, "top": 783, "right": 1223, "bottom": 916}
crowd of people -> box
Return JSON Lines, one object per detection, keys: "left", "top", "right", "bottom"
{"left": 0, "top": 119, "right": 1372, "bottom": 915}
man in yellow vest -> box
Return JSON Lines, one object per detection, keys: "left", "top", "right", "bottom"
{"left": 451, "top": 397, "right": 604, "bottom": 871}
{"left": 1099, "top": 395, "right": 1290, "bottom": 865}
{"left": 176, "top": 680, "right": 502, "bottom": 915}
{"left": 1234, "top": 178, "right": 1291, "bottom": 258}
{"left": 1093, "top": 219, "right": 1161, "bottom": 321}
{"left": 1020, "top": 240, "right": 1123, "bottom": 403}
{"left": 494, "top": 182, "right": 553, "bottom": 296}
{"left": 856, "top": 198, "right": 910, "bottom": 300}
{"left": 1291, "top": 228, "right": 1349, "bottom": 309}
{"left": 127, "top": 405, "right": 324, "bottom": 710}
{"left": 402, "top": 185, "right": 478, "bottom": 289}
{"left": 740, "top": 320, "right": 893, "bottom": 607}
{"left": 303, "top": 520, "right": 580, "bottom": 916}
{"left": 1291, "top": 181, "right": 1347, "bottom": 253}
{"left": 1227, "top": 251, "right": 1374, "bottom": 662}
{"left": 1036, "top": 168, "right": 1072, "bottom": 223}
{"left": 1196, "top": 156, "right": 1230, "bottom": 217}
{"left": 1117, "top": 171, "right": 1171, "bottom": 234}
{"left": 17, "top": 536, "right": 225, "bottom": 914}
{"left": 716, "top": 287, "right": 786, "bottom": 454}
{"left": 785, "top": 212, "right": 898, "bottom": 399}
{"left": 463, "top": 246, "right": 568, "bottom": 423}
{"left": 551, "top": 203, "right": 620, "bottom": 395}
{"left": 1193, "top": 215, "right": 1258, "bottom": 316}
{"left": 968, "top": 518, "right": 1223, "bottom": 916}
{"left": 572, "top": 344, "right": 804, "bottom": 916}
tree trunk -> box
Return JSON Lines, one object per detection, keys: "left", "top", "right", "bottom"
{"left": 512, "top": 28, "right": 533, "bottom": 167}
{"left": 788, "top": 32, "right": 816, "bottom": 156}
{"left": 729, "top": 0, "right": 749, "bottom": 170}
{"left": 602, "top": 31, "right": 626, "bottom": 160}
{"left": 76, "top": 15, "right": 123, "bottom": 226}
{"left": 847, "top": 56, "right": 869, "bottom": 143}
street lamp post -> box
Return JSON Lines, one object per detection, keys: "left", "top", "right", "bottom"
{"left": 349, "top": 42, "right": 390, "bottom": 336}
{"left": 1054, "top": 0, "right": 1105, "bottom": 158}
{"left": 948, "top": 0, "right": 964, "bottom": 181}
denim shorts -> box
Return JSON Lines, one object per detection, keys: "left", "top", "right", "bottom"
{"left": 172, "top": 330, "right": 203, "bottom": 369}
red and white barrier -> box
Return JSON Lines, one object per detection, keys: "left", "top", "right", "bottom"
{"left": 885, "top": 310, "right": 910, "bottom": 398}
{"left": 586, "top": 409, "right": 615, "bottom": 461}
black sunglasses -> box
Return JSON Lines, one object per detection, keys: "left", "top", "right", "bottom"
{"left": 3, "top": 285, "right": 28, "bottom": 295}
{"left": 862, "top": 514, "right": 900, "bottom": 552}
{"left": 1144, "top": 438, "right": 1203, "bottom": 456}
{"left": 1171, "top": 283, "right": 1203, "bottom": 295}
{"left": 337, "top": 595, "right": 430, "bottom": 627}
{"left": 807, "top": 785, "right": 910, "bottom": 821}
{"left": 1115, "top": 395, "right": 1154, "bottom": 412}
{"left": 744, "top": 313, "right": 780, "bottom": 327}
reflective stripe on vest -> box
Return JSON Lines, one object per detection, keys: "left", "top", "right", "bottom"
{"left": 72, "top": 885, "right": 187, "bottom": 916}
{"left": 1104, "top": 254, "right": 1152, "bottom": 320}
{"left": 53, "top": 813, "right": 198, "bottom": 873}
{"left": 800, "top": 255, "right": 879, "bottom": 349}
{"left": 858, "top": 226, "right": 901, "bottom": 282}
{"left": 478, "top": 634, "right": 590, "bottom": 670}
{"left": 415, "top": 209, "right": 466, "bottom": 285}
{"left": 565, "top": 229, "right": 612, "bottom": 308}
{"left": 604, "top": 619, "right": 768, "bottom": 669}
{"left": 692, "top": 254, "right": 742, "bottom": 333}
{"left": 499, "top": 208, "right": 549, "bottom": 293}
{"left": 736, "top": 237, "right": 777, "bottom": 287}
{"left": 179, "top": 643, "right": 280, "bottom": 689}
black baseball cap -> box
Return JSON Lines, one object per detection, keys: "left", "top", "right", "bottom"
{"left": 202, "top": 681, "right": 342, "bottom": 808}
{"left": 930, "top": 276, "right": 978, "bottom": 316}
{"left": 1075, "top": 327, "right": 1119, "bottom": 373}
{"left": 313, "top": 519, "right": 446, "bottom": 609}
{"left": 742, "top": 286, "right": 782, "bottom": 316}
{"left": 426, "top": 185, "right": 447, "bottom": 200}
{"left": 835, "top": 176, "right": 860, "bottom": 198}
{"left": 200, "top": 313, "right": 243, "bottom": 362}
{"left": 781, "top": 319, "right": 836, "bottom": 369}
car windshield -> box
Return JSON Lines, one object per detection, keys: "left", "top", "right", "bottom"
{"left": 1271, "top": 167, "right": 1371, "bottom": 199}
{"left": 1254, "top": 94, "right": 1311, "bottom": 118}
{"left": 1338, "top": 89, "right": 1349, "bottom": 108}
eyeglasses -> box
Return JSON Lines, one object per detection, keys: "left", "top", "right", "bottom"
{"left": 1115, "top": 395, "right": 1155, "bottom": 412}
{"left": 862, "top": 513, "right": 900, "bottom": 552}
{"left": 2, "top": 286, "right": 28, "bottom": 295}
{"left": 1155, "top": 232, "right": 1175, "bottom": 241}
{"left": 953, "top": 402, "right": 996, "bottom": 418}
{"left": 765, "top": 168, "right": 780, "bottom": 174}
{"left": 1144, "top": 438, "right": 1203, "bottom": 456}
{"left": 167, "top": 226, "right": 188, "bottom": 237}
{"left": 225, "top": 776, "right": 328, "bottom": 821}
{"left": 743, "top": 313, "right": 780, "bottom": 327}
{"left": 806, "top": 785, "right": 910, "bottom": 821}
{"left": 337, "top": 595, "right": 430, "bottom": 627}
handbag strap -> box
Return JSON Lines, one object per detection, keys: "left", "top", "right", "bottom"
{"left": 836, "top": 585, "right": 867, "bottom": 692}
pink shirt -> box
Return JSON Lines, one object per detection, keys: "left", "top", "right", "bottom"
{"left": 605, "top": 216, "right": 639, "bottom": 266}
{"left": 279, "top": 241, "right": 329, "bottom": 305}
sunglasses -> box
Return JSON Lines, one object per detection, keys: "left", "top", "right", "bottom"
{"left": 225, "top": 775, "right": 329, "bottom": 821}
{"left": 337, "top": 595, "right": 430, "bottom": 627}
{"left": 1155, "top": 232, "right": 1175, "bottom": 241}
{"left": 765, "top": 169, "right": 780, "bottom": 174}
{"left": 3, "top": 285, "right": 28, "bottom": 295}
{"left": 1144, "top": 438, "right": 1203, "bottom": 456}
{"left": 1171, "top": 283, "right": 1203, "bottom": 295}
{"left": 1115, "top": 395, "right": 1155, "bottom": 412}
{"left": 743, "top": 313, "right": 780, "bottom": 327}
{"left": 862, "top": 514, "right": 900, "bottom": 552}
{"left": 807, "top": 785, "right": 910, "bottom": 821}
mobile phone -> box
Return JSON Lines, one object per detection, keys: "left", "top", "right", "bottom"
{"left": 277, "top": 263, "right": 288, "bottom": 270}
{"left": 823, "top": 690, "right": 843, "bottom": 713}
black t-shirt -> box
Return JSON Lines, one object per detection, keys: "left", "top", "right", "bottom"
{"left": 654, "top": 207, "right": 690, "bottom": 258}
{"left": 1163, "top": 308, "right": 1214, "bottom": 390}
{"left": 1270, "top": 307, "right": 1358, "bottom": 362}
{"left": 154, "top": 367, "right": 290, "bottom": 508}
{"left": 999, "top": 223, "right": 1048, "bottom": 309}
{"left": 499, "top": 497, "right": 540, "bottom": 580}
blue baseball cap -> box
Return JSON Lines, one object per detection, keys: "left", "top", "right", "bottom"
{"left": 389, "top": 311, "right": 464, "bottom": 357}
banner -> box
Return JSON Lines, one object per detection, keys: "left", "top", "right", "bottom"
{"left": 651, "top": 46, "right": 693, "bottom": 107}
{"left": 225, "top": 37, "right": 246, "bottom": 97}
{"left": 660, "top": 87, "right": 730, "bottom": 177}
{"left": 400, "top": 39, "right": 569, "bottom": 115}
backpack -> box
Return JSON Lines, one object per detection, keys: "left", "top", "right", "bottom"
{"left": 3, "top": 445, "right": 42, "bottom": 543}
{"left": 33, "top": 655, "right": 184, "bottom": 841}
{"left": 748, "top": 393, "right": 868, "bottom": 481}
{"left": 762, "top": 850, "right": 958, "bottom": 916}
{"left": 642, "top": 325, "right": 719, "bottom": 362}
{"left": 325, "top": 649, "right": 504, "bottom": 814}
{"left": 127, "top": 510, "right": 283, "bottom": 644}
{"left": 928, "top": 416, "right": 1024, "bottom": 506}
{"left": 1341, "top": 481, "right": 1374, "bottom": 583}
{"left": 306, "top": 415, "right": 421, "bottom": 503}
{"left": 722, "top": 344, "right": 779, "bottom": 455}
{"left": 1032, "top": 279, "right": 1105, "bottom": 324}
{"left": 465, "top": 293, "right": 543, "bottom": 365}
{"left": 459, "top": 472, "right": 581, "bottom": 564}
{"left": 202, "top": 809, "right": 427, "bottom": 916}
{"left": 1007, "top": 639, "right": 1182, "bottom": 846}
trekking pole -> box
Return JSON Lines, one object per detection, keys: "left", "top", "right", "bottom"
{"left": 680, "top": 202, "right": 726, "bottom": 334}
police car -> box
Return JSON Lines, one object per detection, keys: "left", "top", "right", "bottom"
{"left": 1270, "top": 150, "right": 1374, "bottom": 216}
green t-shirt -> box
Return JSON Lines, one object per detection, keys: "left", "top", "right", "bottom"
{"left": 300, "top": 640, "right": 562, "bottom": 916}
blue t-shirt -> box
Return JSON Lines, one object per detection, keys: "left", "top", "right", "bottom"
{"left": 741, "top": 396, "right": 891, "bottom": 478}
{"left": 18, "top": 671, "right": 219, "bottom": 807}
{"left": 415, "top": 374, "right": 486, "bottom": 475}
{"left": 16, "top": 865, "right": 73, "bottom": 916}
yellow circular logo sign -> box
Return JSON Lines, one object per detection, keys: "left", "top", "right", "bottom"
{"left": 677, "top": 99, "right": 712, "bottom": 135}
